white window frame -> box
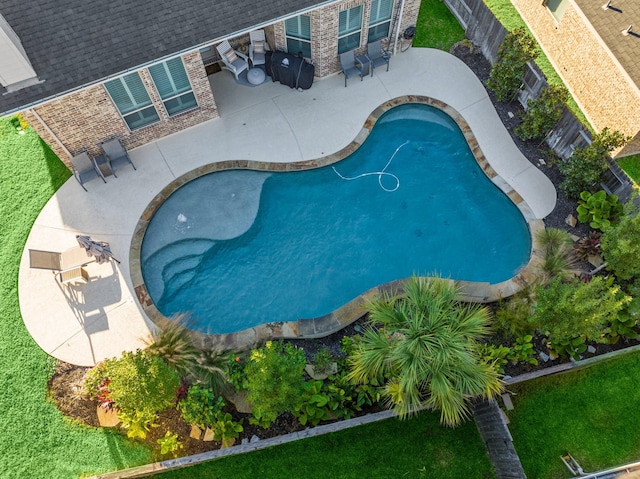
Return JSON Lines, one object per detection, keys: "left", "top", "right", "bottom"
{"left": 338, "top": 6, "right": 363, "bottom": 54}
{"left": 367, "top": 0, "right": 394, "bottom": 43}
{"left": 544, "top": 0, "right": 569, "bottom": 22}
{"left": 148, "top": 57, "right": 198, "bottom": 117}
{"left": 285, "top": 15, "right": 312, "bottom": 59}
{"left": 104, "top": 72, "right": 160, "bottom": 131}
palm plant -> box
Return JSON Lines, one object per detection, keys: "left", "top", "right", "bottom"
{"left": 347, "top": 276, "right": 502, "bottom": 427}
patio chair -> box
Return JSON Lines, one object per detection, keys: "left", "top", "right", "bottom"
{"left": 216, "top": 40, "right": 249, "bottom": 80}
{"left": 366, "top": 40, "right": 391, "bottom": 76}
{"left": 249, "top": 30, "right": 270, "bottom": 67}
{"left": 70, "top": 152, "right": 106, "bottom": 192}
{"left": 29, "top": 247, "right": 95, "bottom": 271}
{"left": 57, "top": 266, "right": 90, "bottom": 285}
{"left": 99, "top": 137, "right": 136, "bottom": 177}
{"left": 339, "top": 51, "right": 367, "bottom": 87}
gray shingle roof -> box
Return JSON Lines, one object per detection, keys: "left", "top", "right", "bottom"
{"left": 574, "top": 0, "right": 640, "bottom": 89}
{"left": 0, "top": 0, "right": 328, "bottom": 114}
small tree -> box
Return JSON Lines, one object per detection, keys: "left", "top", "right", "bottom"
{"left": 243, "top": 340, "right": 306, "bottom": 428}
{"left": 601, "top": 207, "right": 640, "bottom": 281}
{"left": 487, "top": 27, "right": 539, "bottom": 102}
{"left": 533, "top": 276, "right": 630, "bottom": 351}
{"left": 515, "top": 85, "right": 568, "bottom": 140}
{"left": 559, "top": 128, "right": 630, "bottom": 199}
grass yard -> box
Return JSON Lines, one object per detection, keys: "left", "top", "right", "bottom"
{"left": 151, "top": 411, "right": 495, "bottom": 479}
{"left": 482, "top": 0, "right": 592, "bottom": 131}
{"left": 618, "top": 154, "right": 640, "bottom": 185}
{"left": 0, "top": 117, "right": 151, "bottom": 478}
{"left": 413, "top": 0, "right": 465, "bottom": 50}
{"left": 506, "top": 352, "right": 640, "bottom": 479}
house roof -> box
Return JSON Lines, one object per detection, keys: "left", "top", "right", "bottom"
{"left": 574, "top": 0, "right": 640, "bottom": 89}
{"left": 0, "top": 0, "right": 328, "bottom": 115}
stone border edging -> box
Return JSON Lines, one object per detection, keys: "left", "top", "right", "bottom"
{"left": 84, "top": 409, "right": 398, "bottom": 479}
{"left": 505, "top": 342, "right": 640, "bottom": 385}
{"left": 129, "top": 95, "right": 545, "bottom": 351}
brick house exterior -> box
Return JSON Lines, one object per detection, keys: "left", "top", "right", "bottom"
{"left": 511, "top": 0, "right": 640, "bottom": 157}
{"left": 0, "top": 0, "right": 420, "bottom": 166}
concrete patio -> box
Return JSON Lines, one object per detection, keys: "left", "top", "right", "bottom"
{"left": 18, "top": 47, "right": 556, "bottom": 367}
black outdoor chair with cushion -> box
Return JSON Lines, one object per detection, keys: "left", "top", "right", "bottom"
{"left": 366, "top": 40, "right": 391, "bottom": 76}
{"left": 339, "top": 51, "right": 368, "bottom": 87}
{"left": 70, "top": 152, "right": 106, "bottom": 191}
{"left": 99, "top": 137, "right": 136, "bottom": 177}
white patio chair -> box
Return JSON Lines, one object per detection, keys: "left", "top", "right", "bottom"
{"left": 216, "top": 40, "right": 249, "bottom": 80}
{"left": 249, "top": 30, "right": 270, "bottom": 67}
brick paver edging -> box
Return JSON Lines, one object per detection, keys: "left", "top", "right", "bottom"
{"left": 84, "top": 409, "right": 398, "bottom": 479}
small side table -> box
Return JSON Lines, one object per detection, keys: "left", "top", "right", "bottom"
{"left": 355, "top": 55, "right": 371, "bottom": 78}
{"left": 94, "top": 154, "right": 114, "bottom": 177}
{"left": 247, "top": 68, "right": 266, "bottom": 85}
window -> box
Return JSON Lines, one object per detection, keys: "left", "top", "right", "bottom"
{"left": 148, "top": 58, "right": 197, "bottom": 116}
{"left": 338, "top": 6, "right": 363, "bottom": 54}
{"left": 544, "top": 0, "right": 569, "bottom": 21}
{"left": 285, "top": 15, "right": 312, "bottom": 59}
{"left": 368, "top": 0, "right": 393, "bottom": 43}
{"left": 105, "top": 73, "right": 159, "bottom": 130}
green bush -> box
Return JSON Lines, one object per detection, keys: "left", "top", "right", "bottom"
{"left": 84, "top": 349, "right": 180, "bottom": 417}
{"left": 536, "top": 227, "right": 579, "bottom": 283}
{"left": 601, "top": 208, "right": 640, "bottom": 281}
{"left": 559, "top": 128, "right": 630, "bottom": 199}
{"left": 243, "top": 341, "right": 307, "bottom": 428}
{"left": 533, "top": 277, "right": 631, "bottom": 356}
{"left": 157, "top": 431, "right": 183, "bottom": 457}
{"left": 576, "top": 190, "right": 623, "bottom": 231}
{"left": 487, "top": 27, "right": 539, "bottom": 102}
{"left": 177, "top": 384, "right": 224, "bottom": 429}
{"left": 515, "top": 85, "right": 568, "bottom": 140}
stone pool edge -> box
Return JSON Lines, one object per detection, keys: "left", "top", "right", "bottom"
{"left": 130, "top": 95, "right": 546, "bottom": 351}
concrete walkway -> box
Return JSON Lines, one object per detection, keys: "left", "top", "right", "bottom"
{"left": 18, "top": 48, "right": 556, "bottom": 367}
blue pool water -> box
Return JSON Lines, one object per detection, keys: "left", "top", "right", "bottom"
{"left": 141, "top": 104, "right": 531, "bottom": 334}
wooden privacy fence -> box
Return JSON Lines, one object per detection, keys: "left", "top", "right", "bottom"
{"left": 444, "top": 0, "right": 634, "bottom": 201}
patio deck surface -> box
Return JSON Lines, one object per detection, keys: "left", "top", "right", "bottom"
{"left": 18, "top": 48, "right": 556, "bottom": 367}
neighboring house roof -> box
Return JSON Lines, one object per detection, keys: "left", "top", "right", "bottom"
{"left": 0, "top": 0, "right": 328, "bottom": 115}
{"left": 574, "top": 0, "right": 640, "bottom": 90}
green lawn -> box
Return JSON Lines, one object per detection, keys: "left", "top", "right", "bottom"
{"left": 0, "top": 118, "right": 151, "bottom": 478}
{"left": 618, "top": 154, "right": 640, "bottom": 185}
{"left": 152, "top": 411, "right": 495, "bottom": 479}
{"left": 413, "top": 0, "right": 465, "bottom": 50}
{"left": 482, "top": 0, "right": 592, "bottom": 132}
{"left": 507, "top": 352, "right": 640, "bottom": 478}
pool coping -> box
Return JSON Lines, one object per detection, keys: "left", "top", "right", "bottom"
{"left": 130, "top": 95, "right": 545, "bottom": 351}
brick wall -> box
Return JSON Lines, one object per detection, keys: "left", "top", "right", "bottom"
{"left": 512, "top": 0, "right": 640, "bottom": 154}
{"left": 22, "top": 51, "right": 218, "bottom": 168}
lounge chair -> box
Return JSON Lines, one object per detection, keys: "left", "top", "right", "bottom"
{"left": 70, "top": 152, "right": 106, "bottom": 191}
{"left": 249, "top": 30, "right": 270, "bottom": 67}
{"left": 366, "top": 40, "right": 391, "bottom": 76}
{"left": 339, "top": 51, "right": 368, "bottom": 87}
{"left": 216, "top": 40, "right": 249, "bottom": 80}
{"left": 99, "top": 137, "right": 136, "bottom": 177}
{"left": 29, "top": 247, "right": 95, "bottom": 271}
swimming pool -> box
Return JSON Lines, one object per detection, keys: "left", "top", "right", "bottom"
{"left": 138, "top": 102, "right": 532, "bottom": 335}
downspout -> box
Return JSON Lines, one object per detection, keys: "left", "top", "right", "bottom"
{"left": 28, "top": 108, "right": 71, "bottom": 159}
{"left": 393, "top": 0, "right": 407, "bottom": 56}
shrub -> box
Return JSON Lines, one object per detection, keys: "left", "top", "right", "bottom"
{"left": 84, "top": 349, "right": 180, "bottom": 417}
{"left": 515, "top": 85, "right": 568, "bottom": 140}
{"left": 157, "top": 431, "right": 183, "bottom": 457}
{"left": 576, "top": 190, "right": 622, "bottom": 231}
{"left": 601, "top": 208, "right": 640, "bottom": 281}
{"left": 574, "top": 231, "right": 602, "bottom": 261}
{"left": 536, "top": 228, "right": 579, "bottom": 283}
{"left": 177, "top": 384, "right": 224, "bottom": 429}
{"left": 312, "top": 346, "right": 335, "bottom": 375}
{"left": 487, "top": 27, "right": 539, "bottom": 101}
{"left": 533, "top": 276, "right": 631, "bottom": 356}
{"left": 210, "top": 412, "right": 243, "bottom": 448}
{"left": 243, "top": 340, "right": 307, "bottom": 428}
{"left": 559, "top": 128, "right": 630, "bottom": 199}
{"left": 493, "top": 287, "right": 537, "bottom": 340}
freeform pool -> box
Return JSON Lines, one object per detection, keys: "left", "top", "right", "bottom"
{"left": 139, "top": 103, "right": 532, "bottom": 335}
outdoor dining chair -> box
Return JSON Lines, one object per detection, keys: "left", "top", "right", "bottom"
{"left": 70, "top": 152, "right": 106, "bottom": 191}
{"left": 99, "top": 137, "right": 136, "bottom": 177}
{"left": 216, "top": 40, "right": 249, "bottom": 80}
{"left": 249, "top": 30, "right": 270, "bottom": 67}
{"left": 339, "top": 50, "right": 368, "bottom": 87}
{"left": 366, "top": 40, "right": 391, "bottom": 76}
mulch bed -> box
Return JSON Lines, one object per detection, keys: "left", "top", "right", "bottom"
{"left": 47, "top": 44, "right": 621, "bottom": 459}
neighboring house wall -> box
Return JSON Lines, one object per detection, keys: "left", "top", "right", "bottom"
{"left": 22, "top": 51, "right": 218, "bottom": 167}
{"left": 511, "top": 0, "right": 640, "bottom": 157}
